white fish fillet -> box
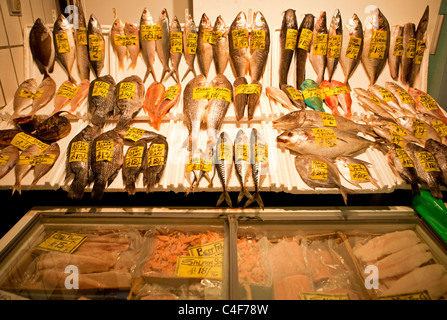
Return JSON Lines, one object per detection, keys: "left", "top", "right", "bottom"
{"left": 268, "top": 240, "right": 307, "bottom": 281}
{"left": 36, "top": 251, "right": 118, "bottom": 273}
{"left": 354, "top": 230, "right": 420, "bottom": 262}
{"left": 371, "top": 243, "right": 432, "bottom": 279}
{"left": 381, "top": 264, "right": 447, "bottom": 300}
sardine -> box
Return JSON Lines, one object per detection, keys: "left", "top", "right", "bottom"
{"left": 425, "top": 139, "right": 447, "bottom": 186}
{"left": 410, "top": 6, "right": 429, "bottom": 87}
{"left": 65, "top": 125, "right": 100, "bottom": 199}
{"left": 215, "top": 132, "right": 233, "bottom": 207}
{"left": 0, "top": 145, "right": 19, "bottom": 180}
{"left": 309, "top": 11, "right": 328, "bottom": 84}
{"left": 13, "top": 144, "right": 40, "bottom": 195}
{"left": 388, "top": 25, "right": 404, "bottom": 81}
{"left": 29, "top": 75, "right": 56, "bottom": 116}
{"left": 339, "top": 14, "right": 363, "bottom": 88}
{"left": 87, "top": 14, "right": 105, "bottom": 78}
{"left": 111, "top": 18, "right": 127, "bottom": 71}
{"left": 296, "top": 14, "right": 315, "bottom": 88}
{"left": 327, "top": 10, "right": 342, "bottom": 81}
{"left": 280, "top": 84, "right": 306, "bottom": 109}
{"left": 143, "top": 81, "right": 165, "bottom": 126}
{"left": 156, "top": 9, "right": 173, "bottom": 83}
{"left": 400, "top": 23, "right": 416, "bottom": 86}
{"left": 164, "top": 16, "right": 182, "bottom": 83}
{"left": 385, "top": 82, "right": 417, "bottom": 116}
{"left": 29, "top": 18, "right": 55, "bottom": 76}
{"left": 244, "top": 128, "right": 267, "bottom": 209}
{"left": 248, "top": 80, "right": 262, "bottom": 121}
{"left": 13, "top": 79, "right": 37, "bottom": 117}
{"left": 140, "top": 8, "right": 157, "bottom": 83}
{"left": 31, "top": 142, "right": 60, "bottom": 186}
{"left": 197, "top": 13, "right": 214, "bottom": 78}
{"left": 279, "top": 9, "right": 298, "bottom": 86}
{"left": 404, "top": 142, "right": 444, "bottom": 199}
{"left": 335, "top": 156, "right": 380, "bottom": 189}
{"left": 74, "top": 0, "right": 90, "bottom": 81}
{"left": 122, "top": 139, "right": 147, "bottom": 196}
{"left": 361, "top": 8, "right": 390, "bottom": 85}
{"left": 234, "top": 129, "right": 253, "bottom": 203}
{"left": 88, "top": 75, "right": 116, "bottom": 129}
{"left": 53, "top": 14, "right": 76, "bottom": 84}
{"left": 301, "top": 79, "right": 324, "bottom": 112}
{"left": 250, "top": 11, "right": 270, "bottom": 82}
{"left": 144, "top": 135, "right": 168, "bottom": 193}
{"left": 213, "top": 16, "right": 230, "bottom": 75}
{"left": 70, "top": 79, "right": 90, "bottom": 113}
{"left": 90, "top": 129, "right": 124, "bottom": 201}
{"left": 387, "top": 143, "right": 420, "bottom": 195}
{"left": 52, "top": 80, "right": 76, "bottom": 115}
{"left": 294, "top": 154, "right": 351, "bottom": 205}
{"left": 124, "top": 22, "right": 140, "bottom": 70}
{"left": 154, "top": 83, "right": 182, "bottom": 130}
{"left": 229, "top": 12, "right": 250, "bottom": 78}
{"left": 182, "top": 14, "right": 198, "bottom": 81}
{"left": 233, "top": 77, "right": 248, "bottom": 120}
{"left": 115, "top": 75, "right": 145, "bottom": 127}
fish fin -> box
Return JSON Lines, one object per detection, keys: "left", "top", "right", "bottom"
{"left": 181, "top": 68, "right": 193, "bottom": 82}
{"left": 91, "top": 180, "right": 106, "bottom": 201}
{"left": 217, "top": 191, "right": 232, "bottom": 207}
{"left": 244, "top": 192, "right": 264, "bottom": 210}
{"left": 128, "top": 61, "right": 137, "bottom": 71}
{"left": 344, "top": 80, "right": 351, "bottom": 92}
{"left": 68, "top": 178, "right": 87, "bottom": 200}
{"left": 12, "top": 182, "right": 21, "bottom": 196}
{"left": 429, "top": 186, "right": 443, "bottom": 200}
{"left": 126, "top": 183, "right": 136, "bottom": 196}
{"left": 339, "top": 186, "right": 350, "bottom": 205}
{"left": 237, "top": 189, "right": 253, "bottom": 204}
{"left": 119, "top": 60, "right": 125, "bottom": 72}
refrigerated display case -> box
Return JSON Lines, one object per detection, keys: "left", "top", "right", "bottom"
{"left": 0, "top": 206, "right": 446, "bottom": 300}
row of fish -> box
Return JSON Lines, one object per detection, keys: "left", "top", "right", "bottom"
{"left": 279, "top": 6, "right": 429, "bottom": 89}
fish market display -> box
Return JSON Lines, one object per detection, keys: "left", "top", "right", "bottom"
{"left": 361, "top": 8, "right": 390, "bottom": 85}
{"left": 425, "top": 139, "right": 447, "bottom": 184}
{"left": 295, "top": 14, "right": 315, "bottom": 89}
{"left": 388, "top": 25, "right": 403, "bottom": 81}
{"left": 165, "top": 16, "right": 182, "bottom": 83}
{"left": 400, "top": 23, "right": 416, "bottom": 86}
{"left": 213, "top": 16, "right": 230, "bottom": 75}
{"left": 229, "top": 12, "right": 250, "bottom": 79}
{"left": 13, "top": 79, "right": 37, "bottom": 118}
{"left": 234, "top": 129, "right": 253, "bottom": 204}
{"left": 385, "top": 82, "right": 417, "bottom": 116}
{"left": 70, "top": 79, "right": 90, "bottom": 112}
{"left": 156, "top": 9, "right": 173, "bottom": 83}
{"left": 73, "top": 0, "right": 90, "bottom": 81}
{"left": 65, "top": 125, "right": 100, "bottom": 199}
{"left": 409, "top": 87, "right": 447, "bottom": 124}
{"left": 339, "top": 14, "right": 363, "bottom": 88}
{"left": 327, "top": 10, "right": 342, "bottom": 81}
{"left": 386, "top": 143, "right": 420, "bottom": 195}
{"left": 410, "top": 6, "right": 429, "bottom": 87}
{"left": 279, "top": 9, "right": 298, "bottom": 86}
{"left": 53, "top": 14, "right": 76, "bottom": 84}
{"left": 335, "top": 156, "right": 380, "bottom": 189}
{"left": 29, "top": 76, "right": 56, "bottom": 116}
{"left": 13, "top": 144, "right": 40, "bottom": 195}
{"left": 29, "top": 18, "right": 55, "bottom": 77}
{"left": 123, "top": 139, "right": 147, "bottom": 196}
{"left": 111, "top": 18, "right": 127, "bottom": 71}
{"left": 87, "top": 14, "right": 105, "bottom": 78}
{"left": 34, "top": 111, "right": 72, "bottom": 142}
{"left": 309, "top": 11, "right": 328, "bottom": 85}
{"left": 90, "top": 129, "right": 124, "bottom": 200}
{"left": 182, "top": 14, "right": 198, "bottom": 81}
{"left": 114, "top": 75, "right": 145, "bottom": 125}
{"left": 143, "top": 135, "right": 169, "bottom": 193}
{"left": 31, "top": 142, "right": 60, "bottom": 186}
{"left": 140, "top": 8, "right": 158, "bottom": 82}
{"left": 301, "top": 79, "right": 324, "bottom": 112}
{"left": 124, "top": 22, "right": 140, "bottom": 70}
{"left": 0, "top": 145, "right": 19, "bottom": 180}
{"left": 214, "top": 132, "right": 233, "bottom": 207}
{"left": 88, "top": 75, "right": 116, "bottom": 128}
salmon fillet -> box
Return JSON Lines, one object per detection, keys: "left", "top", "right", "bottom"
{"left": 273, "top": 275, "right": 313, "bottom": 300}
{"left": 267, "top": 240, "right": 307, "bottom": 281}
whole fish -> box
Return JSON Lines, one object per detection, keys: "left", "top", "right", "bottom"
{"left": 197, "top": 13, "right": 214, "bottom": 78}
{"left": 182, "top": 14, "right": 198, "bottom": 81}
{"left": 250, "top": 11, "right": 270, "bottom": 82}
{"left": 279, "top": 9, "right": 298, "bottom": 86}
{"left": 296, "top": 14, "right": 315, "bottom": 89}
{"left": 65, "top": 125, "right": 99, "bottom": 200}
{"left": 51, "top": 80, "right": 76, "bottom": 115}
{"left": 31, "top": 142, "right": 60, "bottom": 186}
{"left": 386, "top": 143, "right": 420, "bottom": 195}
{"left": 111, "top": 18, "right": 127, "bottom": 71}
{"left": 327, "top": 10, "right": 343, "bottom": 81}
{"left": 88, "top": 75, "right": 116, "bottom": 129}
{"left": 13, "top": 144, "right": 40, "bottom": 195}
{"left": 354, "top": 90, "right": 396, "bottom": 121}
{"left": 13, "top": 79, "right": 37, "bottom": 117}
{"left": 165, "top": 16, "right": 182, "bottom": 83}
{"left": 400, "top": 23, "right": 416, "bottom": 86}
{"left": 0, "top": 130, "right": 22, "bottom": 148}
{"left": 233, "top": 77, "right": 248, "bottom": 120}
{"left": 144, "top": 135, "right": 169, "bottom": 193}
{"left": 156, "top": 9, "right": 173, "bottom": 83}
{"left": 90, "top": 129, "right": 124, "bottom": 201}
{"left": 29, "top": 18, "right": 55, "bottom": 76}
{"left": 372, "top": 123, "right": 422, "bottom": 147}
{"left": 417, "top": 113, "right": 447, "bottom": 145}
{"left": 0, "top": 145, "right": 19, "bottom": 180}
{"left": 248, "top": 80, "right": 262, "bottom": 120}
{"left": 280, "top": 84, "right": 306, "bottom": 109}
{"left": 266, "top": 86, "right": 294, "bottom": 111}
{"left": 388, "top": 25, "right": 404, "bottom": 81}
{"left": 301, "top": 79, "right": 324, "bottom": 112}
{"left": 154, "top": 83, "right": 182, "bottom": 130}
{"left": 244, "top": 128, "right": 267, "bottom": 209}
{"left": 213, "top": 16, "right": 230, "bottom": 75}
{"left": 368, "top": 84, "right": 408, "bottom": 118}
{"left": 273, "top": 109, "right": 376, "bottom": 136}
{"left": 339, "top": 14, "right": 363, "bottom": 88}
{"left": 331, "top": 80, "right": 352, "bottom": 118}
{"left": 404, "top": 142, "right": 444, "bottom": 199}
{"left": 114, "top": 75, "right": 145, "bottom": 126}
{"left": 234, "top": 129, "right": 253, "bottom": 203}
{"left": 143, "top": 81, "right": 165, "bottom": 126}
{"left": 294, "top": 154, "right": 351, "bottom": 205}
{"left": 425, "top": 139, "right": 447, "bottom": 185}
{"left": 140, "top": 8, "right": 157, "bottom": 82}
{"left": 229, "top": 12, "right": 250, "bottom": 78}
{"left": 70, "top": 79, "right": 90, "bottom": 112}
{"left": 320, "top": 80, "right": 340, "bottom": 115}
{"left": 277, "top": 127, "right": 380, "bottom": 158}
{"left": 409, "top": 87, "right": 447, "bottom": 124}
{"left": 385, "top": 82, "right": 417, "bottom": 116}
{"left": 124, "top": 22, "right": 140, "bottom": 70}
{"left": 122, "top": 139, "right": 147, "bottom": 196}
{"left": 214, "top": 132, "right": 233, "bottom": 207}
{"left": 87, "top": 14, "right": 105, "bottom": 78}
{"left": 74, "top": 0, "right": 90, "bottom": 81}
{"left": 29, "top": 76, "right": 56, "bottom": 116}
{"left": 53, "top": 14, "right": 76, "bottom": 84}
{"left": 396, "top": 116, "right": 442, "bottom": 144}
{"left": 335, "top": 156, "right": 380, "bottom": 189}
{"left": 309, "top": 11, "right": 328, "bottom": 84}
{"left": 361, "top": 8, "right": 390, "bottom": 85}
{"left": 410, "top": 6, "right": 429, "bottom": 87}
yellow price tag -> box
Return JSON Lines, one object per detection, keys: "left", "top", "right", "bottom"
{"left": 390, "top": 130, "right": 404, "bottom": 148}
{"left": 125, "top": 146, "right": 144, "bottom": 168}
{"left": 312, "top": 128, "right": 338, "bottom": 148}
{"left": 378, "top": 291, "right": 431, "bottom": 300}
{"left": 255, "top": 143, "right": 268, "bottom": 163}
{"left": 118, "top": 82, "right": 136, "bottom": 100}
{"left": 349, "top": 163, "right": 370, "bottom": 182}
{"left": 345, "top": 36, "right": 362, "bottom": 59}
{"left": 431, "top": 120, "right": 447, "bottom": 137}
{"left": 141, "top": 25, "right": 162, "bottom": 41}
{"left": 37, "top": 232, "right": 87, "bottom": 254}
{"left": 18, "top": 90, "right": 36, "bottom": 99}
{"left": 11, "top": 132, "right": 49, "bottom": 153}
{"left": 88, "top": 34, "right": 102, "bottom": 61}
{"left": 56, "top": 84, "right": 79, "bottom": 99}
{"left": 186, "top": 157, "right": 201, "bottom": 172}
{"left": 303, "top": 88, "right": 322, "bottom": 100}
{"left": 412, "top": 119, "right": 427, "bottom": 139}
{"left": 147, "top": 144, "right": 166, "bottom": 167}
{"left": 124, "top": 127, "right": 145, "bottom": 142}
{"left": 393, "top": 36, "right": 403, "bottom": 56}
{"left": 232, "top": 28, "right": 249, "bottom": 49}
{"left": 298, "top": 28, "right": 313, "bottom": 51}
{"left": 163, "top": 85, "right": 180, "bottom": 100}
{"left": 285, "top": 28, "right": 298, "bottom": 50}
{"left": 418, "top": 95, "right": 438, "bottom": 111}
{"left": 96, "top": 140, "right": 114, "bottom": 162}
{"left": 327, "top": 35, "right": 342, "bottom": 58}
{"left": 92, "top": 81, "right": 110, "bottom": 98}
{"left": 414, "top": 40, "right": 426, "bottom": 65}
{"left": 114, "top": 35, "right": 138, "bottom": 46}
{"left": 417, "top": 151, "right": 440, "bottom": 172}
{"left": 69, "top": 141, "right": 89, "bottom": 163}
{"left": 56, "top": 33, "right": 70, "bottom": 53}
{"left": 0, "top": 155, "right": 10, "bottom": 166}
{"left": 311, "top": 160, "right": 328, "bottom": 180}
{"left": 175, "top": 256, "right": 223, "bottom": 279}
{"left": 235, "top": 84, "right": 260, "bottom": 96}
{"left": 235, "top": 144, "right": 248, "bottom": 162}
{"left": 370, "top": 95, "right": 381, "bottom": 106}
{"left": 397, "top": 90, "right": 414, "bottom": 104}
{"left": 396, "top": 147, "right": 414, "bottom": 167}
{"left": 188, "top": 239, "right": 224, "bottom": 257}
{"left": 405, "top": 38, "right": 416, "bottom": 59}
{"left": 186, "top": 33, "right": 197, "bottom": 54}
{"left": 300, "top": 293, "right": 351, "bottom": 300}
{"left": 313, "top": 34, "right": 328, "bottom": 55}
{"left": 170, "top": 32, "right": 183, "bottom": 53}
{"left": 77, "top": 27, "right": 87, "bottom": 46}
{"left": 17, "top": 155, "right": 35, "bottom": 166}
{"left": 250, "top": 30, "right": 266, "bottom": 50}
{"left": 204, "top": 30, "right": 221, "bottom": 45}
{"left": 218, "top": 143, "right": 232, "bottom": 161}
{"left": 368, "top": 30, "right": 387, "bottom": 59}
{"left": 379, "top": 87, "right": 394, "bottom": 102}
{"left": 286, "top": 87, "right": 304, "bottom": 100}
{"left": 320, "top": 112, "right": 337, "bottom": 127}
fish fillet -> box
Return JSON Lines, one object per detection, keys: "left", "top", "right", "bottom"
{"left": 36, "top": 252, "right": 117, "bottom": 273}
{"left": 75, "top": 242, "right": 130, "bottom": 253}
{"left": 267, "top": 240, "right": 307, "bottom": 281}
{"left": 274, "top": 274, "right": 313, "bottom": 300}
{"left": 380, "top": 264, "right": 447, "bottom": 300}
{"left": 372, "top": 243, "right": 433, "bottom": 279}
{"left": 353, "top": 230, "right": 420, "bottom": 262}
{"left": 306, "top": 249, "right": 335, "bottom": 282}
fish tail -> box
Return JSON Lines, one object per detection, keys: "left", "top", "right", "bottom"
{"left": 127, "top": 60, "right": 137, "bottom": 71}
{"left": 181, "top": 68, "right": 193, "bottom": 82}
{"left": 340, "top": 186, "right": 350, "bottom": 206}
{"left": 244, "top": 192, "right": 264, "bottom": 210}
{"left": 68, "top": 179, "right": 87, "bottom": 200}
{"left": 411, "top": 182, "right": 421, "bottom": 196}
{"left": 91, "top": 180, "right": 106, "bottom": 201}
{"left": 429, "top": 185, "right": 443, "bottom": 200}
{"left": 237, "top": 188, "right": 253, "bottom": 204}
{"left": 217, "top": 190, "right": 232, "bottom": 207}
{"left": 126, "top": 182, "right": 136, "bottom": 196}
{"left": 12, "top": 181, "right": 21, "bottom": 196}
{"left": 119, "top": 60, "right": 125, "bottom": 71}
{"left": 69, "top": 75, "right": 77, "bottom": 86}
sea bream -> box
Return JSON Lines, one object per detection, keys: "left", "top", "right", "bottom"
{"left": 327, "top": 10, "right": 342, "bottom": 81}
{"left": 87, "top": 14, "right": 105, "bottom": 78}
{"left": 13, "top": 79, "right": 37, "bottom": 118}
{"left": 143, "top": 81, "right": 165, "bottom": 126}
{"left": 88, "top": 75, "right": 116, "bottom": 129}
{"left": 279, "top": 9, "right": 298, "bottom": 86}
{"left": 309, "top": 11, "right": 328, "bottom": 84}
{"left": 197, "top": 13, "right": 214, "bottom": 78}
{"left": 70, "top": 79, "right": 90, "bottom": 113}
{"left": 214, "top": 132, "right": 233, "bottom": 207}
{"left": 182, "top": 14, "right": 198, "bottom": 81}
{"left": 385, "top": 82, "right": 417, "bottom": 116}
{"left": 122, "top": 139, "right": 147, "bottom": 196}
{"left": 213, "top": 16, "right": 230, "bottom": 75}
{"left": 154, "top": 82, "right": 182, "bottom": 131}
{"left": 29, "top": 18, "right": 56, "bottom": 76}
{"left": 140, "top": 8, "right": 157, "bottom": 82}
{"left": 295, "top": 14, "right": 315, "bottom": 89}
{"left": 367, "top": 84, "right": 409, "bottom": 118}
{"left": 53, "top": 14, "right": 77, "bottom": 84}
{"left": 229, "top": 12, "right": 251, "bottom": 78}
{"left": 234, "top": 129, "right": 253, "bottom": 203}
{"left": 111, "top": 18, "right": 127, "bottom": 71}
{"left": 408, "top": 87, "right": 447, "bottom": 124}
{"left": 339, "top": 14, "right": 363, "bottom": 88}
{"left": 29, "top": 75, "right": 56, "bottom": 116}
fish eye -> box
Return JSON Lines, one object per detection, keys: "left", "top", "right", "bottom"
{"left": 287, "top": 132, "right": 294, "bottom": 137}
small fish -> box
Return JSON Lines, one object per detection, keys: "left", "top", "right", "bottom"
{"left": 331, "top": 80, "right": 352, "bottom": 118}
{"left": 70, "top": 79, "right": 90, "bottom": 113}
{"left": 31, "top": 142, "right": 60, "bottom": 186}
{"left": 295, "top": 14, "right": 315, "bottom": 88}
{"left": 385, "top": 82, "right": 417, "bottom": 116}
{"left": 213, "top": 16, "right": 230, "bottom": 75}
{"left": 140, "top": 8, "right": 157, "bottom": 83}
{"left": 111, "top": 18, "right": 127, "bottom": 71}
{"left": 215, "top": 132, "right": 233, "bottom": 207}
{"left": 327, "top": 9, "right": 343, "bottom": 81}
{"left": 53, "top": 14, "right": 77, "bottom": 84}
{"left": 122, "top": 139, "right": 147, "bottom": 196}
{"left": 301, "top": 79, "right": 324, "bottom": 112}
{"left": 0, "top": 145, "right": 20, "bottom": 180}
{"left": 87, "top": 14, "right": 105, "bottom": 78}
{"left": 182, "top": 14, "right": 198, "bottom": 81}
{"left": 388, "top": 25, "right": 404, "bottom": 81}
{"left": 164, "top": 16, "right": 182, "bottom": 83}
{"left": 309, "top": 11, "right": 328, "bottom": 84}
{"left": 13, "top": 79, "right": 37, "bottom": 118}
{"left": 29, "top": 76, "right": 56, "bottom": 116}
{"left": 144, "top": 135, "right": 169, "bottom": 193}
{"left": 13, "top": 144, "right": 40, "bottom": 195}
{"left": 396, "top": 116, "right": 442, "bottom": 144}
{"left": 234, "top": 129, "right": 253, "bottom": 203}
{"left": 124, "top": 22, "right": 140, "bottom": 70}
{"left": 279, "top": 9, "right": 298, "bottom": 86}
{"left": 354, "top": 88, "right": 397, "bottom": 121}
{"left": 156, "top": 9, "right": 173, "bottom": 83}
{"left": 52, "top": 80, "right": 76, "bottom": 115}
{"left": 408, "top": 87, "right": 447, "bottom": 124}
{"left": 320, "top": 80, "right": 340, "bottom": 115}
{"left": 386, "top": 143, "right": 420, "bottom": 195}
{"left": 368, "top": 84, "right": 408, "bottom": 118}
{"left": 29, "top": 18, "right": 55, "bottom": 76}
{"left": 197, "top": 13, "right": 214, "bottom": 78}
{"left": 88, "top": 75, "right": 116, "bottom": 129}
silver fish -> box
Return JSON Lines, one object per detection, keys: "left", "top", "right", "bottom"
{"left": 335, "top": 156, "right": 380, "bottom": 189}
{"left": 385, "top": 82, "right": 417, "bottom": 116}
{"left": 234, "top": 129, "right": 253, "bottom": 203}
{"left": 29, "top": 18, "right": 55, "bottom": 76}
{"left": 425, "top": 139, "right": 447, "bottom": 186}
{"left": 111, "top": 18, "right": 127, "bottom": 71}
{"left": 13, "top": 144, "right": 40, "bottom": 195}
{"left": 229, "top": 11, "right": 250, "bottom": 78}
{"left": 182, "top": 14, "right": 198, "bottom": 81}
{"left": 367, "top": 84, "right": 408, "bottom": 118}
{"left": 31, "top": 142, "right": 60, "bottom": 186}
{"left": 53, "top": 14, "right": 77, "bottom": 84}
{"left": 396, "top": 116, "right": 442, "bottom": 144}
{"left": 250, "top": 11, "right": 270, "bottom": 82}
{"left": 339, "top": 14, "right": 363, "bottom": 88}
{"left": 87, "top": 14, "right": 105, "bottom": 78}
{"left": 215, "top": 132, "right": 233, "bottom": 207}
{"left": 327, "top": 9, "right": 342, "bottom": 81}
{"left": 197, "top": 13, "right": 214, "bottom": 78}
{"left": 140, "top": 8, "right": 157, "bottom": 83}
{"left": 156, "top": 9, "right": 173, "bottom": 83}
{"left": 165, "top": 16, "right": 182, "bottom": 83}
{"left": 309, "top": 11, "right": 328, "bottom": 84}
{"left": 213, "top": 16, "right": 230, "bottom": 75}
{"left": 73, "top": 0, "right": 90, "bottom": 81}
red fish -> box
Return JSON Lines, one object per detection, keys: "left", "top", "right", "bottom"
{"left": 331, "top": 80, "right": 352, "bottom": 119}
{"left": 153, "top": 83, "right": 182, "bottom": 130}
{"left": 320, "top": 80, "right": 340, "bottom": 116}
{"left": 143, "top": 81, "right": 165, "bottom": 125}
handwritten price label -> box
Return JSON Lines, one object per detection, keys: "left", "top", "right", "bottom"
{"left": 37, "top": 232, "right": 87, "bottom": 254}
{"left": 327, "top": 35, "right": 342, "bottom": 58}
{"left": 95, "top": 140, "right": 114, "bottom": 162}
{"left": 311, "top": 160, "right": 328, "bottom": 180}
{"left": 379, "top": 87, "right": 394, "bottom": 102}
{"left": 235, "top": 84, "right": 260, "bottom": 96}
{"left": 255, "top": 143, "right": 268, "bottom": 164}
{"left": 285, "top": 28, "right": 298, "bottom": 50}
{"left": 56, "top": 33, "right": 70, "bottom": 53}
{"left": 141, "top": 25, "right": 162, "bottom": 41}
{"left": 11, "top": 132, "right": 49, "bottom": 153}
{"left": 345, "top": 36, "right": 362, "bottom": 59}
{"left": 0, "top": 155, "right": 10, "bottom": 166}
{"left": 368, "top": 30, "right": 387, "bottom": 59}
{"left": 56, "top": 84, "right": 79, "bottom": 99}
{"left": 235, "top": 144, "right": 248, "bottom": 162}
{"left": 405, "top": 38, "right": 416, "bottom": 59}
{"left": 286, "top": 87, "right": 304, "bottom": 100}
{"left": 163, "top": 85, "right": 181, "bottom": 101}
{"left": 69, "top": 141, "right": 89, "bottom": 163}
{"left": 349, "top": 163, "right": 370, "bottom": 182}
{"left": 170, "top": 32, "right": 183, "bottom": 53}
{"left": 232, "top": 29, "right": 249, "bottom": 49}
{"left": 412, "top": 119, "right": 427, "bottom": 139}
{"left": 218, "top": 143, "right": 232, "bottom": 161}
{"left": 298, "top": 28, "right": 313, "bottom": 51}
{"left": 118, "top": 82, "right": 136, "bottom": 100}
{"left": 147, "top": 144, "right": 166, "bottom": 167}
{"left": 418, "top": 94, "right": 438, "bottom": 111}
{"left": 88, "top": 34, "right": 102, "bottom": 61}
{"left": 414, "top": 40, "right": 426, "bottom": 65}
{"left": 431, "top": 120, "right": 447, "bottom": 137}
{"left": 77, "top": 27, "right": 87, "bottom": 46}
{"left": 250, "top": 30, "right": 266, "bottom": 50}
{"left": 186, "top": 33, "right": 198, "bottom": 54}
{"left": 393, "top": 36, "right": 403, "bottom": 56}
{"left": 125, "top": 146, "right": 144, "bottom": 168}
{"left": 320, "top": 112, "right": 337, "bottom": 127}
{"left": 313, "top": 34, "right": 328, "bottom": 55}
{"left": 312, "top": 128, "right": 338, "bottom": 148}
{"left": 396, "top": 147, "right": 414, "bottom": 167}
{"left": 417, "top": 151, "right": 440, "bottom": 172}
{"left": 92, "top": 81, "right": 110, "bottom": 98}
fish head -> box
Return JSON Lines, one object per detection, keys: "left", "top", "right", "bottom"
{"left": 277, "top": 130, "right": 310, "bottom": 146}
{"left": 200, "top": 13, "right": 211, "bottom": 29}
{"left": 124, "top": 22, "right": 138, "bottom": 35}
{"left": 141, "top": 8, "right": 153, "bottom": 22}
{"left": 55, "top": 14, "right": 71, "bottom": 31}
{"left": 234, "top": 11, "right": 248, "bottom": 28}
{"left": 112, "top": 18, "right": 124, "bottom": 32}
{"left": 272, "top": 111, "right": 305, "bottom": 130}
{"left": 235, "top": 129, "right": 248, "bottom": 144}
{"left": 171, "top": 16, "right": 181, "bottom": 29}
{"left": 89, "top": 14, "right": 101, "bottom": 32}
{"left": 315, "top": 11, "right": 327, "bottom": 31}
{"left": 214, "top": 15, "right": 226, "bottom": 30}
{"left": 160, "top": 8, "right": 169, "bottom": 20}
{"left": 346, "top": 14, "right": 361, "bottom": 34}
{"left": 417, "top": 6, "right": 429, "bottom": 34}
{"left": 23, "top": 78, "right": 38, "bottom": 90}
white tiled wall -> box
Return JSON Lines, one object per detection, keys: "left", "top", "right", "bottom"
{"left": 0, "top": 0, "right": 59, "bottom": 109}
